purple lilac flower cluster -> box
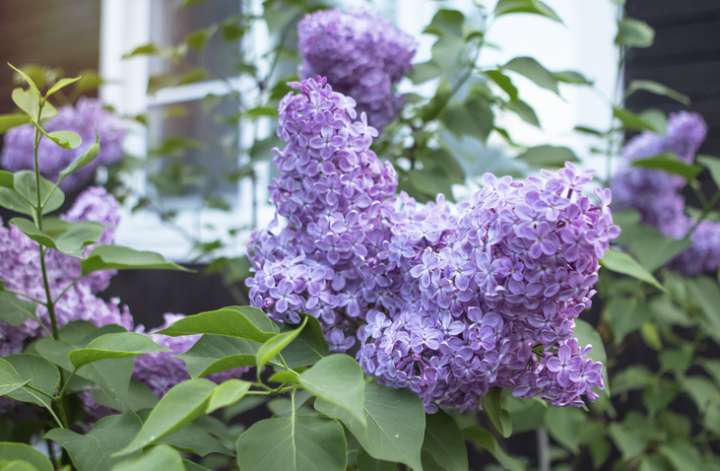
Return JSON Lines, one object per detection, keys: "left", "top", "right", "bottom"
{"left": 298, "top": 9, "right": 416, "bottom": 130}
{"left": 1, "top": 98, "right": 126, "bottom": 192}
{"left": 247, "top": 77, "right": 618, "bottom": 410}
{"left": 611, "top": 112, "right": 720, "bottom": 274}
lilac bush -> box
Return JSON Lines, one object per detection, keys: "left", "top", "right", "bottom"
{"left": 247, "top": 76, "right": 618, "bottom": 411}
{"left": 1, "top": 98, "right": 126, "bottom": 192}
{"left": 298, "top": 9, "right": 416, "bottom": 130}
{"left": 611, "top": 112, "right": 720, "bottom": 274}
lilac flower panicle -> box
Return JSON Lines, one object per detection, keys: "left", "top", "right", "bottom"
{"left": 611, "top": 112, "right": 719, "bottom": 274}
{"left": 298, "top": 9, "right": 416, "bottom": 130}
{"left": 247, "top": 77, "right": 618, "bottom": 411}
{"left": 1, "top": 98, "right": 126, "bottom": 192}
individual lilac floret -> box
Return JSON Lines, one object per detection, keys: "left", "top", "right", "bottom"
{"left": 133, "top": 314, "right": 249, "bottom": 397}
{"left": 611, "top": 112, "right": 718, "bottom": 275}
{"left": 247, "top": 77, "right": 617, "bottom": 411}
{"left": 298, "top": 9, "right": 416, "bottom": 130}
{"left": 1, "top": 98, "right": 126, "bottom": 192}
{"left": 0, "top": 187, "right": 130, "bottom": 356}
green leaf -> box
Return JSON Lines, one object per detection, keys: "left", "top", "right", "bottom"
{"left": 545, "top": 407, "right": 585, "bottom": 452}
{"left": 315, "top": 382, "right": 425, "bottom": 471}
{"left": 0, "top": 460, "right": 37, "bottom": 471}
{"left": 206, "top": 379, "right": 251, "bottom": 413}
{"left": 440, "top": 92, "right": 494, "bottom": 142}
{"left": 505, "top": 99, "right": 540, "bottom": 126}
{"left": 616, "top": 216, "right": 690, "bottom": 272}
{"left": 422, "top": 411, "right": 468, "bottom": 471}
{"left": 81, "top": 245, "right": 189, "bottom": 274}
{"left": 0, "top": 358, "right": 29, "bottom": 397}
{"left": 463, "top": 426, "right": 524, "bottom": 471}
{"left": 604, "top": 297, "right": 650, "bottom": 345}
{"left": 0, "top": 188, "right": 33, "bottom": 215}
{"left": 162, "top": 306, "right": 276, "bottom": 343}
{"left": 11, "top": 218, "right": 103, "bottom": 257}
{"left": 59, "top": 141, "right": 100, "bottom": 181}
{"left": 0, "top": 291, "right": 36, "bottom": 326}
{"left": 46, "top": 130, "right": 82, "bottom": 150}
{"left": 686, "top": 277, "right": 720, "bottom": 341}
{"left": 357, "top": 451, "right": 397, "bottom": 471}
{"left": 482, "top": 389, "right": 512, "bottom": 438}
{"left": 504, "top": 57, "right": 558, "bottom": 94}
{"left": 0, "top": 443, "right": 52, "bottom": 471}
{"left": 12, "top": 171, "right": 64, "bottom": 215}
{"left": 551, "top": 70, "right": 593, "bottom": 85}
{"left": 281, "top": 315, "right": 330, "bottom": 368}
{"left": 424, "top": 9, "right": 465, "bottom": 37}
{"left": 299, "top": 354, "right": 366, "bottom": 427}
{"left": 494, "top": 0, "right": 562, "bottom": 23}
{"left": 626, "top": 80, "right": 689, "bottom": 105}
{"left": 79, "top": 358, "right": 136, "bottom": 412}
{"left": 69, "top": 332, "right": 167, "bottom": 369}
{"left": 409, "top": 62, "right": 443, "bottom": 85}
{"left": 659, "top": 441, "right": 706, "bottom": 471}
{"left": 256, "top": 317, "right": 307, "bottom": 371}
{"left": 616, "top": 18, "right": 655, "bottom": 48}
{"left": 11, "top": 88, "right": 41, "bottom": 121}
{"left": 681, "top": 376, "right": 716, "bottom": 412}
{"left": 179, "top": 335, "right": 258, "bottom": 377}
{"left": 112, "top": 445, "right": 184, "bottom": 471}
{"left": 235, "top": 415, "right": 347, "bottom": 471}
{"left": 46, "top": 413, "right": 143, "bottom": 471}
{"left": 0, "top": 113, "right": 30, "bottom": 133}
{"left": 601, "top": 249, "right": 664, "bottom": 291}
{"left": 114, "top": 378, "right": 217, "bottom": 457}
{"left": 698, "top": 154, "right": 720, "bottom": 187}
{"left": 486, "top": 69, "right": 518, "bottom": 100}
{"left": 613, "top": 106, "right": 660, "bottom": 132}
{"left": 631, "top": 152, "right": 702, "bottom": 181}
{"left": 185, "top": 25, "right": 217, "bottom": 51}
{"left": 516, "top": 145, "right": 578, "bottom": 168}
{"left": 4, "top": 354, "right": 59, "bottom": 409}
{"left": 122, "top": 43, "right": 160, "bottom": 58}
{"left": 608, "top": 420, "right": 649, "bottom": 459}
{"left": 45, "top": 76, "right": 82, "bottom": 98}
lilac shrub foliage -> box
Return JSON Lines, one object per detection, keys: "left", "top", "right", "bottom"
{"left": 1, "top": 98, "right": 126, "bottom": 192}
{"left": 0, "top": 187, "right": 245, "bottom": 415}
{"left": 247, "top": 77, "right": 619, "bottom": 411}
{"left": 611, "top": 112, "right": 719, "bottom": 275}
{"left": 298, "top": 9, "right": 416, "bottom": 130}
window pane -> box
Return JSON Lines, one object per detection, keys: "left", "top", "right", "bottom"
{"left": 147, "top": 96, "right": 240, "bottom": 203}
{"left": 149, "top": 0, "right": 241, "bottom": 79}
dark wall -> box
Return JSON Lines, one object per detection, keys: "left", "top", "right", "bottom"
{"left": 625, "top": 0, "right": 720, "bottom": 155}
{"left": 0, "top": 0, "right": 100, "bottom": 113}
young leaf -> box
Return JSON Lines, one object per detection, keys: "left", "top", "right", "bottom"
{"left": 114, "top": 378, "right": 217, "bottom": 457}
{"left": 0, "top": 291, "right": 37, "bottom": 326}
{"left": 423, "top": 411, "right": 469, "bottom": 471}
{"left": 4, "top": 354, "right": 60, "bottom": 408}
{"left": 615, "top": 18, "right": 654, "bottom": 48}
{"left": 69, "top": 332, "right": 167, "bottom": 369}
{"left": 0, "top": 358, "right": 29, "bottom": 396}
{"left": 631, "top": 152, "right": 701, "bottom": 181}
{"left": 45, "top": 76, "right": 82, "bottom": 98}
{"left": 0, "top": 442, "right": 53, "bottom": 471}
{"left": 112, "top": 445, "right": 184, "bottom": 471}
{"left": 503, "top": 56, "right": 558, "bottom": 94}
{"left": 235, "top": 416, "right": 347, "bottom": 471}
{"left": 315, "top": 382, "right": 425, "bottom": 471}
{"left": 482, "top": 389, "right": 512, "bottom": 438}
{"left": 601, "top": 249, "right": 664, "bottom": 291}
{"left": 81, "top": 245, "right": 189, "bottom": 274}
{"left": 281, "top": 315, "right": 330, "bottom": 368}
{"left": 59, "top": 140, "right": 100, "bottom": 181}
{"left": 545, "top": 407, "right": 585, "bottom": 453}
{"left": 256, "top": 317, "right": 307, "bottom": 370}
{"left": 0, "top": 113, "right": 30, "bottom": 133}
{"left": 11, "top": 218, "right": 103, "bottom": 257}
{"left": 205, "top": 379, "right": 251, "bottom": 413}
{"left": 613, "top": 107, "right": 660, "bottom": 132}
{"left": 161, "top": 306, "right": 276, "bottom": 343}
{"left": 298, "top": 354, "right": 366, "bottom": 427}
{"left": 46, "top": 413, "right": 143, "bottom": 471}
{"left": 626, "top": 80, "right": 689, "bottom": 105}
{"left": 494, "top": 0, "right": 562, "bottom": 23}
{"left": 46, "top": 130, "right": 82, "bottom": 150}
{"left": 179, "top": 335, "right": 258, "bottom": 378}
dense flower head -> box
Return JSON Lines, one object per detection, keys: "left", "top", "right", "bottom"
{"left": 247, "top": 77, "right": 617, "bottom": 410}
{"left": 0, "top": 186, "right": 130, "bottom": 356}
{"left": 1, "top": 98, "right": 126, "bottom": 192}
{"left": 611, "top": 112, "right": 719, "bottom": 274}
{"left": 298, "top": 9, "right": 416, "bottom": 130}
